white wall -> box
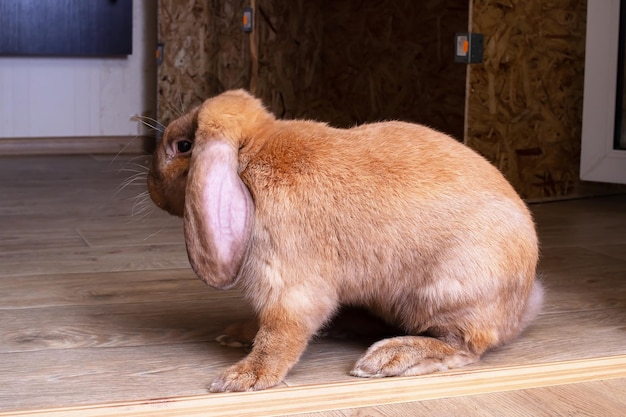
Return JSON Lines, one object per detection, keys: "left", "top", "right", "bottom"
{"left": 0, "top": 0, "right": 157, "bottom": 138}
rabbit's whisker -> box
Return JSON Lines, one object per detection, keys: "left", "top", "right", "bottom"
{"left": 143, "top": 226, "right": 166, "bottom": 242}
{"left": 116, "top": 174, "right": 148, "bottom": 195}
{"left": 132, "top": 116, "right": 165, "bottom": 133}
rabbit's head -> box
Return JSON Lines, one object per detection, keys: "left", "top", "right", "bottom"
{"left": 147, "top": 106, "right": 198, "bottom": 217}
{"left": 147, "top": 90, "right": 274, "bottom": 289}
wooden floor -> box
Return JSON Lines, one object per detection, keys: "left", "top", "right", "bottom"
{"left": 1, "top": 154, "right": 625, "bottom": 416}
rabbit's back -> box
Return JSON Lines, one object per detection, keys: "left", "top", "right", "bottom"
{"left": 239, "top": 119, "right": 537, "bottom": 341}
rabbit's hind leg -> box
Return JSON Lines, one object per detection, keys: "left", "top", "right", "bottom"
{"left": 350, "top": 335, "right": 481, "bottom": 378}
{"left": 216, "top": 318, "right": 259, "bottom": 348}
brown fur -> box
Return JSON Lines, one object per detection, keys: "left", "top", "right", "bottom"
{"left": 147, "top": 89, "right": 543, "bottom": 392}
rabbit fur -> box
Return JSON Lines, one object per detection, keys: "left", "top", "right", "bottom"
{"left": 147, "top": 89, "right": 543, "bottom": 392}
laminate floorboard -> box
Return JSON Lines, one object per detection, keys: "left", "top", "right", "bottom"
{"left": 1, "top": 155, "right": 625, "bottom": 415}
{"left": 294, "top": 378, "right": 626, "bottom": 417}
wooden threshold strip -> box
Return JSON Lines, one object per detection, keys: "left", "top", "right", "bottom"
{"left": 5, "top": 355, "right": 626, "bottom": 417}
{"left": 0, "top": 136, "right": 156, "bottom": 156}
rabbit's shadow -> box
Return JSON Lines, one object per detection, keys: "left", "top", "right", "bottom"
{"left": 98, "top": 289, "right": 252, "bottom": 348}
{"left": 103, "top": 293, "right": 402, "bottom": 355}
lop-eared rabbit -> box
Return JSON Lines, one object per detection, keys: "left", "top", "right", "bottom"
{"left": 147, "top": 89, "right": 543, "bottom": 392}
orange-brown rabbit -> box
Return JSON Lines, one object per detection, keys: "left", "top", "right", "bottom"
{"left": 147, "top": 89, "right": 543, "bottom": 392}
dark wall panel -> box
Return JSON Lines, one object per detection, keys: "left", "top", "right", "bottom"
{"left": 0, "top": 0, "right": 132, "bottom": 56}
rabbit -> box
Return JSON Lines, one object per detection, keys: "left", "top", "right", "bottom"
{"left": 147, "top": 89, "right": 543, "bottom": 393}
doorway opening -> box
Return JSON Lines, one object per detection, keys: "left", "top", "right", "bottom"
{"left": 156, "top": 1, "right": 469, "bottom": 142}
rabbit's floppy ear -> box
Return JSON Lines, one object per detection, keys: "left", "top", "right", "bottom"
{"left": 183, "top": 136, "right": 253, "bottom": 289}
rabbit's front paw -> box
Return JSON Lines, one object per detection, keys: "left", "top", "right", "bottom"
{"left": 209, "top": 360, "right": 282, "bottom": 392}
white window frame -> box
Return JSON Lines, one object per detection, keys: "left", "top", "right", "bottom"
{"left": 580, "top": 0, "right": 626, "bottom": 184}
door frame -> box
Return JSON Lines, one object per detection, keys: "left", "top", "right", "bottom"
{"left": 580, "top": 0, "right": 626, "bottom": 184}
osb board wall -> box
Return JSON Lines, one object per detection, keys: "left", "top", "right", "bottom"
{"left": 251, "top": 1, "right": 326, "bottom": 121}
{"left": 157, "top": 0, "right": 323, "bottom": 124}
{"left": 252, "top": 0, "right": 467, "bottom": 141}
{"left": 467, "top": 0, "right": 588, "bottom": 199}
{"left": 317, "top": 0, "right": 468, "bottom": 140}
{"left": 157, "top": 0, "right": 210, "bottom": 126}
{"left": 157, "top": 1, "right": 614, "bottom": 200}
{"left": 158, "top": 0, "right": 467, "bottom": 141}
{"left": 157, "top": 0, "right": 250, "bottom": 126}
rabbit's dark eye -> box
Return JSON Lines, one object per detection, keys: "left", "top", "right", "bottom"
{"left": 176, "top": 140, "right": 192, "bottom": 154}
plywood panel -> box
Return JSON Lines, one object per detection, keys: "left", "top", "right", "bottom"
{"left": 158, "top": 0, "right": 467, "bottom": 142}
{"left": 157, "top": 0, "right": 249, "bottom": 127}
{"left": 157, "top": 0, "right": 214, "bottom": 127}
{"left": 252, "top": 0, "right": 467, "bottom": 140}
{"left": 467, "top": 0, "right": 589, "bottom": 199}
{"left": 251, "top": 0, "right": 325, "bottom": 120}
{"left": 317, "top": 0, "right": 467, "bottom": 139}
